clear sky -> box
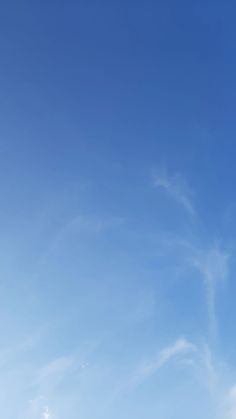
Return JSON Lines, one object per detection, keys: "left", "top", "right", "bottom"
{"left": 1, "top": 1, "right": 236, "bottom": 418}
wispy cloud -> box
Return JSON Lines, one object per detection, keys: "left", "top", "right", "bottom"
{"left": 37, "top": 355, "right": 76, "bottom": 392}
{"left": 177, "top": 343, "right": 236, "bottom": 419}
{"left": 128, "top": 338, "right": 196, "bottom": 389}
{"left": 38, "top": 214, "right": 125, "bottom": 269}
{"left": 118, "top": 337, "right": 236, "bottom": 417}
{"left": 152, "top": 168, "right": 195, "bottom": 216}
{"left": 192, "top": 245, "right": 229, "bottom": 338}
{"left": 157, "top": 338, "right": 196, "bottom": 368}
{"left": 223, "top": 385, "right": 236, "bottom": 419}
{"left": 63, "top": 214, "right": 124, "bottom": 236}
{"left": 27, "top": 354, "right": 88, "bottom": 418}
{"left": 39, "top": 355, "right": 74, "bottom": 375}
{"left": 151, "top": 232, "right": 230, "bottom": 340}
{"left": 201, "top": 344, "right": 218, "bottom": 396}
{"left": 42, "top": 406, "right": 52, "bottom": 419}
{"left": 27, "top": 398, "right": 54, "bottom": 419}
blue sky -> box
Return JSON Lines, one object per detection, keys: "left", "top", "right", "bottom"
{"left": 1, "top": 0, "right": 236, "bottom": 418}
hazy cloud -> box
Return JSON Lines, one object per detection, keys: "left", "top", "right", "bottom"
{"left": 42, "top": 406, "right": 52, "bottom": 419}
{"left": 152, "top": 168, "right": 195, "bottom": 216}
{"left": 128, "top": 338, "right": 196, "bottom": 389}
{"left": 220, "top": 385, "right": 236, "bottom": 419}
{"left": 37, "top": 355, "right": 75, "bottom": 392}
{"left": 192, "top": 245, "right": 229, "bottom": 338}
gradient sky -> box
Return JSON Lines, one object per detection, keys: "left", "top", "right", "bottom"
{"left": 1, "top": 1, "right": 236, "bottom": 418}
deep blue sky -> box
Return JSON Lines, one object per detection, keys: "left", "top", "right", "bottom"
{"left": 0, "top": 1, "right": 236, "bottom": 418}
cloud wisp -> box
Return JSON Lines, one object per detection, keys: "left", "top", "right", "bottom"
{"left": 42, "top": 406, "right": 52, "bottom": 419}
{"left": 223, "top": 385, "right": 236, "bottom": 419}
{"left": 127, "top": 338, "right": 196, "bottom": 390}
{"left": 37, "top": 213, "right": 125, "bottom": 272}
{"left": 27, "top": 398, "right": 54, "bottom": 419}
{"left": 152, "top": 168, "right": 195, "bottom": 216}
{"left": 151, "top": 231, "right": 230, "bottom": 341}
{"left": 192, "top": 245, "right": 229, "bottom": 339}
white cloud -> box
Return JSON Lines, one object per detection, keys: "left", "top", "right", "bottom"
{"left": 222, "top": 385, "right": 236, "bottom": 419}
{"left": 37, "top": 355, "right": 75, "bottom": 391}
{"left": 42, "top": 406, "right": 52, "bottom": 419}
{"left": 143, "top": 338, "right": 196, "bottom": 373}
{"left": 64, "top": 215, "right": 124, "bottom": 235}
{"left": 152, "top": 168, "right": 195, "bottom": 216}
{"left": 201, "top": 344, "right": 218, "bottom": 396}
{"left": 26, "top": 398, "right": 54, "bottom": 419}
{"left": 27, "top": 396, "right": 44, "bottom": 419}
{"left": 128, "top": 338, "right": 196, "bottom": 389}
{"left": 27, "top": 356, "right": 77, "bottom": 418}
{"left": 192, "top": 245, "right": 229, "bottom": 338}
{"left": 39, "top": 214, "right": 124, "bottom": 266}
{"left": 150, "top": 232, "right": 230, "bottom": 340}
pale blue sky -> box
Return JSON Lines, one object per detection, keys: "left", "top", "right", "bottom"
{"left": 0, "top": 1, "right": 236, "bottom": 418}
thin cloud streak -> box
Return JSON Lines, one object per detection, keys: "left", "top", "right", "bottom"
{"left": 127, "top": 338, "right": 196, "bottom": 390}
{"left": 192, "top": 245, "right": 229, "bottom": 338}
{"left": 150, "top": 231, "right": 230, "bottom": 341}
{"left": 152, "top": 168, "right": 195, "bottom": 216}
{"left": 37, "top": 213, "right": 125, "bottom": 272}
